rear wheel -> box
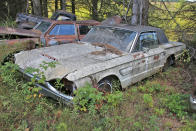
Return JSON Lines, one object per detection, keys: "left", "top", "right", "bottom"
{"left": 163, "top": 56, "right": 175, "bottom": 71}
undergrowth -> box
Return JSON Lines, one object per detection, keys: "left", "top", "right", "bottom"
{"left": 0, "top": 62, "right": 195, "bottom": 130}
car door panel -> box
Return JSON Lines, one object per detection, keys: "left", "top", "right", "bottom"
{"left": 119, "top": 52, "right": 148, "bottom": 87}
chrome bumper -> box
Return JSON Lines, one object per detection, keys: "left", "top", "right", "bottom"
{"left": 190, "top": 95, "right": 196, "bottom": 111}
{"left": 19, "top": 69, "right": 73, "bottom": 104}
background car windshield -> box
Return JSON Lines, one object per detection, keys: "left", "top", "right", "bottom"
{"left": 35, "top": 21, "right": 51, "bottom": 33}
{"left": 82, "top": 26, "right": 136, "bottom": 51}
{"left": 49, "top": 24, "right": 75, "bottom": 35}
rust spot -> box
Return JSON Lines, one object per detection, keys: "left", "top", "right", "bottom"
{"left": 91, "top": 51, "right": 106, "bottom": 55}
{"left": 133, "top": 53, "right": 140, "bottom": 59}
{"left": 42, "top": 53, "right": 58, "bottom": 61}
{"left": 92, "top": 43, "right": 122, "bottom": 56}
{"left": 142, "top": 60, "right": 145, "bottom": 63}
{"left": 0, "top": 27, "right": 40, "bottom": 37}
{"left": 141, "top": 54, "right": 145, "bottom": 58}
{"left": 154, "top": 55, "right": 160, "bottom": 60}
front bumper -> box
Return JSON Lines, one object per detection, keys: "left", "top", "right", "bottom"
{"left": 19, "top": 69, "right": 73, "bottom": 104}
{"left": 190, "top": 95, "right": 196, "bottom": 111}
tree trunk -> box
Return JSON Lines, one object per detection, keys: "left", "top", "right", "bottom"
{"left": 92, "top": 0, "right": 98, "bottom": 20}
{"left": 131, "top": 0, "right": 139, "bottom": 25}
{"left": 71, "top": 0, "right": 75, "bottom": 14}
{"left": 142, "top": 0, "right": 149, "bottom": 25}
{"left": 42, "top": 0, "right": 48, "bottom": 17}
{"left": 55, "top": 0, "right": 58, "bottom": 11}
{"left": 60, "top": 0, "right": 66, "bottom": 10}
{"left": 131, "top": 0, "right": 149, "bottom": 25}
{"left": 32, "top": 0, "right": 42, "bottom": 16}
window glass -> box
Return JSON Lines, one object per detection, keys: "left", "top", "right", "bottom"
{"left": 82, "top": 26, "right": 137, "bottom": 52}
{"left": 49, "top": 24, "right": 75, "bottom": 35}
{"left": 35, "top": 21, "right": 51, "bottom": 33}
{"left": 79, "top": 25, "right": 92, "bottom": 35}
{"left": 132, "top": 32, "right": 158, "bottom": 52}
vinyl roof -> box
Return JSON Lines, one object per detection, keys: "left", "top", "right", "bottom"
{"left": 98, "top": 24, "right": 169, "bottom": 43}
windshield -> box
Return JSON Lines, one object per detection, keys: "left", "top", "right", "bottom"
{"left": 35, "top": 21, "right": 51, "bottom": 33}
{"left": 82, "top": 26, "right": 137, "bottom": 51}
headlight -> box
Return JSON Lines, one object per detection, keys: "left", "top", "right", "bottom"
{"left": 49, "top": 78, "right": 76, "bottom": 96}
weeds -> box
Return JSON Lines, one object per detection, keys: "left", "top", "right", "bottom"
{"left": 0, "top": 61, "right": 196, "bottom": 130}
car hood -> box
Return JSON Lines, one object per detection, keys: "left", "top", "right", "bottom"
{"left": 15, "top": 43, "right": 122, "bottom": 81}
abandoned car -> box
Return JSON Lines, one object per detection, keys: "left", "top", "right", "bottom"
{"left": 0, "top": 20, "right": 100, "bottom": 46}
{"left": 35, "top": 20, "right": 100, "bottom": 46}
{"left": 15, "top": 25, "right": 186, "bottom": 103}
{"left": 16, "top": 10, "right": 77, "bottom": 30}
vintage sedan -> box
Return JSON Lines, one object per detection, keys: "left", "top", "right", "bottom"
{"left": 15, "top": 25, "right": 186, "bottom": 103}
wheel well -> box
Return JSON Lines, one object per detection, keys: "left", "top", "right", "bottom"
{"left": 98, "top": 75, "right": 122, "bottom": 90}
{"left": 166, "top": 54, "right": 175, "bottom": 66}
{"left": 170, "top": 54, "right": 175, "bottom": 61}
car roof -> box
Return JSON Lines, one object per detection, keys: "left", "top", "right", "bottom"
{"left": 99, "top": 24, "right": 161, "bottom": 32}
{"left": 97, "top": 24, "right": 169, "bottom": 44}
{"left": 49, "top": 20, "right": 100, "bottom": 25}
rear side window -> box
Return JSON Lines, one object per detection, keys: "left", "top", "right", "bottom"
{"left": 79, "top": 25, "right": 92, "bottom": 35}
{"left": 49, "top": 24, "right": 75, "bottom": 35}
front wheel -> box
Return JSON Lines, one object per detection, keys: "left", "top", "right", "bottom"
{"left": 97, "top": 79, "right": 113, "bottom": 93}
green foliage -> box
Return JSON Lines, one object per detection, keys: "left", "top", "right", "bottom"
{"left": 54, "top": 79, "right": 64, "bottom": 91}
{"left": 0, "top": 62, "right": 20, "bottom": 87}
{"left": 105, "top": 91, "right": 123, "bottom": 107}
{"left": 56, "top": 123, "right": 68, "bottom": 131}
{"left": 143, "top": 94, "right": 154, "bottom": 108}
{"left": 73, "top": 83, "right": 104, "bottom": 112}
{"left": 73, "top": 83, "right": 123, "bottom": 113}
{"left": 179, "top": 49, "right": 191, "bottom": 65}
{"left": 180, "top": 121, "right": 196, "bottom": 131}
{"left": 138, "top": 81, "right": 166, "bottom": 94}
{"left": 154, "top": 108, "right": 165, "bottom": 116}
{"left": 161, "top": 93, "right": 189, "bottom": 119}
{"left": 0, "top": 17, "right": 16, "bottom": 27}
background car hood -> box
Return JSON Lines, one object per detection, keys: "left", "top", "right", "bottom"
{"left": 15, "top": 43, "right": 121, "bottom": 81}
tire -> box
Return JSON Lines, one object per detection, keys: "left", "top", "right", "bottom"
{"left": 97, "top": 79, "right": 113, "bottom": 93}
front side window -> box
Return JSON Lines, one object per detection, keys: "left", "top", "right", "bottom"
{"left": 49, "top": 24, "right": 75, "bottom": 35}
{"left": 132, "top": 32, "right": 159, "bottom": 52}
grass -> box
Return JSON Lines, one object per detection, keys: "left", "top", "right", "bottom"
{"left": 0, "top": 62, "right": 196, "bottom": 130}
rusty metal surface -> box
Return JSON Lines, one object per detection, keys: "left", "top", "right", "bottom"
{"left": 0, "top": 27, "right": 41, "bottom": 38}
{"left": 0, "top": 38, "right": 39, "bottom": 45}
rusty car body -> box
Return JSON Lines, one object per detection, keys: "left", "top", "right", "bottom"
{"left": 36, "top": 20, "right": 100, "bottom": 46}
{"left": 0, "top": 20, "right": 99, "bottom": 63}
{"left": 0, "top": 20, "right": 100, "bottom": 46}
{"left": 15, "top": 25, "right": 186, "bottom": 103}
{"left": 16, "top": 10, "right": 77, "bottom": 30}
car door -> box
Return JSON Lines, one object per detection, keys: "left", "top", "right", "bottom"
{"left": 45, "top": 24, "right": 77, "bottom": 46}
{"left": 137, "top": 31, "right": 165, "bottom": 77}
{"left": 124, "top": 35, "right": 149, "bottom": 85}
